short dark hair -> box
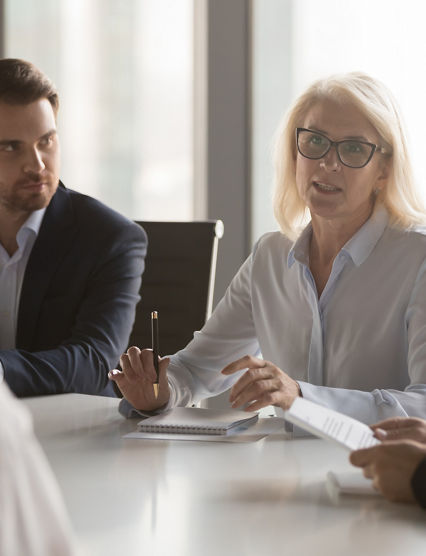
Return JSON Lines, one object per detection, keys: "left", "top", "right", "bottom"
{"left": 0, "top": 58, "right": 59, "bottom": 115}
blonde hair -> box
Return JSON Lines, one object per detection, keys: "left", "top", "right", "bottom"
{"left": 273, "top": 72, "right": 426, "bottom": 239}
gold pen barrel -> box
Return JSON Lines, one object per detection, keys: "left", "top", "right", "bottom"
{"left": 153, "top": 383, "right": 159, "bottom": 399}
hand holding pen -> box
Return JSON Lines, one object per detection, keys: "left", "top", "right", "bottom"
{"left": 108, "top": 311, "right": 170, "bottom": 411}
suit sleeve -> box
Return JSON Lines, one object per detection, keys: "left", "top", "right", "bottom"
{"left": 411, "top": 458, "right": 426, "bottom": 509}
{"left": 0, "top": 220, "right": 147, "bottom": 397}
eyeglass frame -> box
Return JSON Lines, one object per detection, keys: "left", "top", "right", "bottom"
{"left": 296, "top": 127, "right": 387, "bottom": 169}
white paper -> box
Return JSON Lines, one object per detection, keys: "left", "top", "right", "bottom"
{"left": 284, "top": 398, "right": 380, "bottom": 451}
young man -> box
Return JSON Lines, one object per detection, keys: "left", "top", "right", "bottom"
{"left": 0, "top": 58, "right": 147, "bottom": 397}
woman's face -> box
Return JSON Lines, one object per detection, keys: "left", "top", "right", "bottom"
{"left": 295, "top": 99, "right": 388, "bottom": 230}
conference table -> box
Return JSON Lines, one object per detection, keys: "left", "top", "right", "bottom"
{"left": 23, "top": 394, "right": 425, "bottom": 556}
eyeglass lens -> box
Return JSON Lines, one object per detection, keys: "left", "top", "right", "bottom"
{"left": 297, "top": 129, "right": 375, "bottom": 168}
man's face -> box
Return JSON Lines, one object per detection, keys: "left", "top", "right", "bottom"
{"left": 0, "top": 99, "right": 60, "bottom": 218}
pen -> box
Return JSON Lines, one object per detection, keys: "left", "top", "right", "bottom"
{"left": 151, "top": 310, "right": 159, "bottom": 399}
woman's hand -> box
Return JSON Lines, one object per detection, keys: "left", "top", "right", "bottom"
{"left": 350, "top": 440, "right": 426, "bottom": 503}
{"left": 371, "top": 417, "right": 426, "bottom": 443}
{"left": 108, "top": 346, "right": 170, "bottom": 411}
{"left": 222, "top": 355, "right": 301, "bottom": 412}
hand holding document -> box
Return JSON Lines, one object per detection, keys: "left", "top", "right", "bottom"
{"left": 284, "top": 398, "right": 380, "bottom": 496}
{"left": 284, "top": 397, "right": 380, "bottom": 451}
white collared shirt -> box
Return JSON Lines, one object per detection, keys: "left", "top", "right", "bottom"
{"left": 0, "top": 209, "right": 45, "bottom": 380}
{"left": 121, "top": 206, "right": 426, "bottom": 425}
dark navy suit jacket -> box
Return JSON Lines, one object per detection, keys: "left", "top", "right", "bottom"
{"left": 412, "top": 458, "right": 426, "bottom": 509}
{"left": 0, "top": 183, "right": 147, "bottom": 397}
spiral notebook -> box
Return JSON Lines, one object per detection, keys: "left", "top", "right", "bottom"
{"left": 137, "top": 407, "right": 259, "bottom": 436}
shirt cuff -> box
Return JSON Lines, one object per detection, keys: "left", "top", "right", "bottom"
{"left": 118, "top": 379, "right": 174, "bottom": 419}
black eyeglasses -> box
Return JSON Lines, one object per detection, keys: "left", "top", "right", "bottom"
{"left": 296, "top": 128, "right": 387, "bottom": 169}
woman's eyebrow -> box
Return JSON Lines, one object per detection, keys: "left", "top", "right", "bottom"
{"left": 305, "top": 127, "right": 370, "bottom": 142}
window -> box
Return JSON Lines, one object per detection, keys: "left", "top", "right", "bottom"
{"left": 252, "top": 0, "right": 426, "bottom": 240}
{"left": 5, "top": 0, "right": 194, "bottom": 220}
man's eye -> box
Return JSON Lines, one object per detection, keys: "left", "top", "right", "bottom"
{"left": 0, "top": 144, "right": 15, "bottom": 152}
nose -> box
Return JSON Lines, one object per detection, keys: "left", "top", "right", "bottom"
{"left": 23, "top": 147, "right": 45, "bottom": 175}
{"left": 319, "top": 145, "right": 341, "bottom": 173}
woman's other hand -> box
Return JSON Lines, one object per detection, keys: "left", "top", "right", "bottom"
{"left": 222, "top": 355, "right": 301, "bottom": 412}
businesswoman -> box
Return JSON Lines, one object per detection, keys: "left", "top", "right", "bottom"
{"left": 110, "top": 72, "right": 426, "bottom": 427}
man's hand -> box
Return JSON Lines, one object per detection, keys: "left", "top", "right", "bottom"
{"left": 350, "top": 440, "right": 426, "bottom": 503}
{"left": 371, "top": 417, "right": 426, "bottom": 443}
{"left": 222, "top": 355, "right": 301, "bottom": 412}
{"left": 109, "top": 346, "right": 170, "bottom": 411}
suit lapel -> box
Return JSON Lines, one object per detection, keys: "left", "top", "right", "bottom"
{"left": 16, "top": 183, "right": 76, "bottom": 349}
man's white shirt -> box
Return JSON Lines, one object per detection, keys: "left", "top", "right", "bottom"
{"left": 0, "top": 208, "right": 45, "bottom": 380}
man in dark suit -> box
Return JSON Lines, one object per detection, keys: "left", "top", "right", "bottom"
{"left": 0, "top": 58, "right": 147, "bottom": 397}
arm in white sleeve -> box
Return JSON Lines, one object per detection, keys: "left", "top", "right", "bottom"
{"left": 119, "top": 254, "right": 260, "bottom": 418}
{"left": 165, "top": 254, "right": 260, "bottom": 407}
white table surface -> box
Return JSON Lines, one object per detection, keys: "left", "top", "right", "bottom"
{"left": 23, "top": 394, "right": 425, "bottom": 556}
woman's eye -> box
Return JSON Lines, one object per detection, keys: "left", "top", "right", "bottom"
{"left": 309, "top": 134, "right": 324, "bottom": 145}
{"left": 344, "top": 142, "right": 364, "bottom": 154}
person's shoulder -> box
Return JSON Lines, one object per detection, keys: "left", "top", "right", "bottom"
{"left": 408, "top": 224, "right": 426, "bottom": 238}
{"left": 386, "top": 223, "right": 426, "bottom": 248}
{"left": 252, "top": 230, "right": 293, "bottom": 256}
{"left": 57, "top": 184, "right": 146, "bottom": 241}
{"left": 381, "top": 224, "right": 426, "bottom": 269}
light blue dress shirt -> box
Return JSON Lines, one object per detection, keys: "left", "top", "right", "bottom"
{"left": 0, "top": 209, "right": 46, "bottom": 380}
{"left": 121, "top": 206, "right": 426, "bottom": 425}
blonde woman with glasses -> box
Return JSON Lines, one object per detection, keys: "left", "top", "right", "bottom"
{"left": 111, "top": 72, "right": 426, "bottom": 431}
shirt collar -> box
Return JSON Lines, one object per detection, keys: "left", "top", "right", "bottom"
{"left": 288, "top": 204, "right": 389, "bottom": 268}
{"left": 16, "top": 207, "right": 46, "bottom": 246}
{"left": 288, "top": 223, "right": 312, "bottom": 268}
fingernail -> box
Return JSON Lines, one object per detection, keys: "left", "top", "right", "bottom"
{"left": 375, "top": 428, "right": 387, "bottom": 439}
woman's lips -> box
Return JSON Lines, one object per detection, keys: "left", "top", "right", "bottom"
{"left": 313, "top": 181, "right": 342, "bottom": 193}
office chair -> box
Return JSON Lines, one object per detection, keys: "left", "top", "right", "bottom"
{"left": 129, "top": 220, "right": 224, "bottom": 356}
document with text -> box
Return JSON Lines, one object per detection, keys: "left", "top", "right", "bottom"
{"left": 284, "top": 397, "right": 380, "bottom": 451}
